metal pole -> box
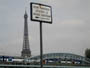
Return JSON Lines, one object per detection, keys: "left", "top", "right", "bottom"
{"left": 40, "top": 21, "right": 43, "bottom": 68}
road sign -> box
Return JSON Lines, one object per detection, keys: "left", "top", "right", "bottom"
{"left": 30, "top": 2, "right": 52, "bottom": 68}
{"left": 30, "top": 2, "right": 52, "bottom": 23}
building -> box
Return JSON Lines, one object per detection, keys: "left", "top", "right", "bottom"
{"left": 27, "top": 53, "right": 90, "bottom": 65}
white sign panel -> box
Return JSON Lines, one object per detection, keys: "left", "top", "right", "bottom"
{"left": 30, "top": 3, "right": 52, "bottom": 23}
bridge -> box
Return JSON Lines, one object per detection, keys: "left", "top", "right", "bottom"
{"left": 26, "top": 53, "right": 90, "bottom": 65}
{"left": 0, "top": 53, "right": 90, "bottom": 65}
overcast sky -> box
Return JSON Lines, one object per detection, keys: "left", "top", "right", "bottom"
{"left": 0, "top": 0, "right": 90, "bottom": 57}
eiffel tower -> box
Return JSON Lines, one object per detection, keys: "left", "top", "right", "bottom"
{"left": 21, "top": 11, "right": 31, "bottom": 57}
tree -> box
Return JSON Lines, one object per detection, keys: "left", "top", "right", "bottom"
{"left": 85, "top": 48, "right": 90, "bottom": 59}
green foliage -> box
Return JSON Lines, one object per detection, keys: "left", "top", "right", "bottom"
{"left": 85, "top": 48, "right": 90, "bottom": 59}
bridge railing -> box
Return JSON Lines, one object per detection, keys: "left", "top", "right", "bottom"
{"left": 0, "top": 64, "right": 90, "bottom": 68}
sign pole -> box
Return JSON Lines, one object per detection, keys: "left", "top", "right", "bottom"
{"left": 30, "top": 3, "right": 52, "bottom": 68}
{"left": 40, "top": 21, "right": 43, "bottom": 68}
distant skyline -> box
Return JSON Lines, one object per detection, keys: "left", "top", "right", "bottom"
{"left": 0, "top": 0, "right": 90, "bottom": 56}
